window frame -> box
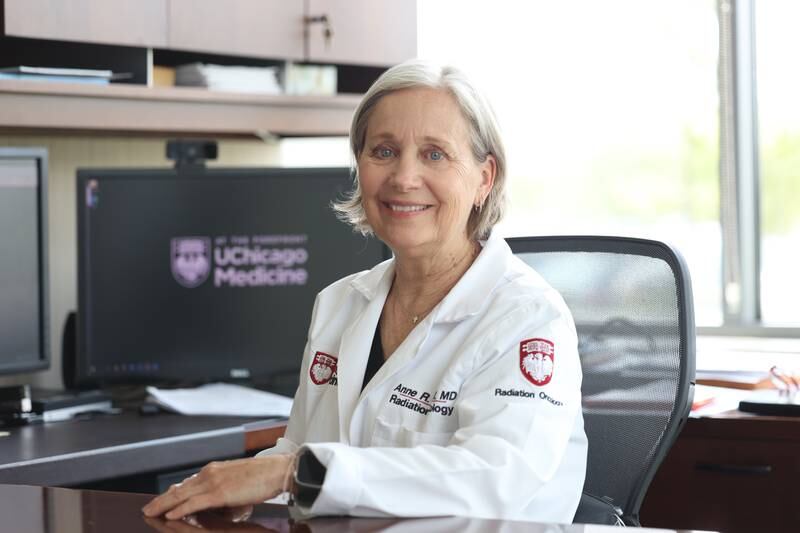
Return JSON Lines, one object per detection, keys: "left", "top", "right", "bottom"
{"left": 703, "top": 0, "right": 800, "bottom": 337}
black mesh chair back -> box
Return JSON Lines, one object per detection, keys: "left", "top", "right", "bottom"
{"left": 507, "top": 236, "right": 695, "bottom": 526}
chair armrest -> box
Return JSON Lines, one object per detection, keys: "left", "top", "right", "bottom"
{"left": 573, "top": 492, "right": 624, "bottom": 526}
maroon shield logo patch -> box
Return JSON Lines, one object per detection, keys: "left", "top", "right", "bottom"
{"left": 519, "top": 338, "right": 555, "bottom": 386}
{"left": 309, "top": 351, "right": 337, "bottom": 385}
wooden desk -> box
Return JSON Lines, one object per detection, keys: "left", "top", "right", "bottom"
{"left": 0, "top": 483, "right": 714, "bottom": 533}
{"left": 0, "top": 411, "right": 286, "bottom": 487}
{"left": 641, "top": 412, "right": 800, "bottom": 533}
{"left": 243, "top": 419, "right": 287, "bottom": 452}
{"left": 11, "top": 408, "right": 797, "bottom": 531}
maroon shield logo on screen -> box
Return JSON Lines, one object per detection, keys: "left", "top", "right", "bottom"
{"left": 171, "top": 237, "right": 211, "bottom": 288}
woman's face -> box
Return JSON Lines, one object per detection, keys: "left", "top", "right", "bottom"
{"left": 358, "top": 87, "right": 495, "bottom": 258}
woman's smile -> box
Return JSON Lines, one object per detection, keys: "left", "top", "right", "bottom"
{"left": 382, "top": 201, "right": 434, "bottom": 218}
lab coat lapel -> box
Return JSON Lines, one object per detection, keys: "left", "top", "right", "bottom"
{"left": 434, "top": 231, "right": 513, "bottom": 322}
{"left": 335, "top": 262, "right": 393, "bottom": 442}
{"left": 358, "top": 317, "right": 432, "bottom": 401}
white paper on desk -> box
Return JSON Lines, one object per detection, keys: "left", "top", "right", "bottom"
{"left": 691, "top": 384, "right": 749, "bottom": 417}
{"left": 146, "top": 383, "right": 292, "bottom": 417}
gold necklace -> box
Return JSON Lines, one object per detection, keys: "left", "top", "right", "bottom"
{"left": 394, "top": 296, "right": 438, "bottom": 325}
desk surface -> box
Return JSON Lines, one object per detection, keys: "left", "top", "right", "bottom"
{"left": 688, "top": 409, "right": 800, "bottom": 440}
{"left": 0, "top": 411, "right": 286, "bottom": 486}
{"left": 0, "top": 483, "right": 714, "bottom": 533}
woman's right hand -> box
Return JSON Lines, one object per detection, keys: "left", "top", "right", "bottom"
{"left": 142, "top": 454, "right": 294, "bottom": 521}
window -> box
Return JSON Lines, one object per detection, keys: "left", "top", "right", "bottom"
{"left": 418, "top": 0, "right": 722, "bottom": 325}
{"left": 755, "top": 0, "right": 800, "bottom": 326}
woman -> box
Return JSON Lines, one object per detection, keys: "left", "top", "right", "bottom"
{"left": 143, "top": 60, "right": 587, "bottom": 523}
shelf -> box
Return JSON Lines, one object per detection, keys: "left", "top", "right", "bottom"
{"left": 0, "top": 80, "right": 361, "bottom": 137}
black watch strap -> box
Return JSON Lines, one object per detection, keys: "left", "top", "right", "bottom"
{"left": 293, "top": 449, "right": 326, "bottom": 507}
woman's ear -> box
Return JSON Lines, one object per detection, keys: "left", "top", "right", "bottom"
{"left": 477, "top": 154, "right": 497, "bottom": 205}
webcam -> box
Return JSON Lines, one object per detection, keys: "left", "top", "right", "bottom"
{"left": 166, "top": 139, "right": 218, "bottom": 169}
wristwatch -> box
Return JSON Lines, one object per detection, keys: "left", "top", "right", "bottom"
{"left": 291, "top": 448, "right": 326, "bottom": 507}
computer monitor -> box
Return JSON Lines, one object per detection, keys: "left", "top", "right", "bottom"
{"left": 73, "top": 166, "right": 387, "bottom": 391}
{"left": 0, "top": 148, "right": 50, "bottom": 375}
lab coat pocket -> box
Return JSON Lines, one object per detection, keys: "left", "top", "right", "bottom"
{"left": 371, "top": 416, "right": 453, "bottom": 448}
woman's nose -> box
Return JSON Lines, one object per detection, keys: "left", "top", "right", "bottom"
{"left": 389, "top": 154, "right": 422, "bottom": 191}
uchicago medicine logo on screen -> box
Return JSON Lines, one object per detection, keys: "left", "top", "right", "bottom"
{"left": 171, "top": 234, "right": 309, "bottom": 289}
{"left": 171, "top": 237, "right": 212, "bottom": 288}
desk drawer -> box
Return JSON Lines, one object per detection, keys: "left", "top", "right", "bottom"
{"left": 641, "top": 436, "right": 800, "bottom": 533}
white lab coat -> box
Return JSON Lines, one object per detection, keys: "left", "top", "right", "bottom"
{"left": 259, "top": 231, "right": 587, "bottom": 523}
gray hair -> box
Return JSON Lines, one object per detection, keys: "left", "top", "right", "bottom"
{"left": 332, "top": 59, "right": 507, "bottom": 241}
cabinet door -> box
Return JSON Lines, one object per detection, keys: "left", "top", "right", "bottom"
{"left": 306, "top": 0, "right": 417, "bottom": 66}
{"left": 641, "top": 436, "right": 800, "bottom": 533}
{"left": 2, "top": 0, "right": 168, "bottom": 48}
{"left": 168, "top": 0, "right": 304, "bottom": 60}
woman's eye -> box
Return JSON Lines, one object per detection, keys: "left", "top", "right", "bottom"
{"left": 375, "top": 147, "right": 394, "bottom": 158}
{"left": 429, "top": 150, "right": 444, "bottom": 161}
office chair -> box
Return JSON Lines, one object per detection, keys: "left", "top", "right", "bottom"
{"left": 507, "top": 236, "right": 696, "bottom": 526}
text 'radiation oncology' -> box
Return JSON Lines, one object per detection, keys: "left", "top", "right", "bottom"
{"left": 214, "top": 234, "right": 308, "bottom": 287}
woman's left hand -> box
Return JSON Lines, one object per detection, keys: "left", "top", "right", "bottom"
{"left": 142, "top": 454, "right": 294, "bottom": 520}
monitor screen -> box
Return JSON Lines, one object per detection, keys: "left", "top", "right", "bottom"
{"left": 0, "top": 148, "right": 50, "bottom": 376}
{"left": 74, "top": 167, "right": 386, "bottom": 391}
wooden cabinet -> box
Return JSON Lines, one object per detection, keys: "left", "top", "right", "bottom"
{"left": 167, "top": 0, "right": 304, "bottom": 60}
{"left": 305, "top": 0, "right": 417, "bottom": 66}
{"left": 2, "top": 0, "right": 416, "bottom": 67}
{"left": 640, "top": 414, "right": 800, "bottom": 533}
{"left": 2, "top": 0, "right": 168, "bottom": 48}
{"left": 168, "top": 0, "right": 416, "bottom": 66}
{"left": 0, "top": 1, "right": 417, "bottom": 136}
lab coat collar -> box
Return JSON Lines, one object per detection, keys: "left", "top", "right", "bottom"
{"left": 349, "top": 258, "right": 395, "bottom": 301}
{"left": 348, "top": 231, "right": 513, "bottom": 323}
{"left": 434, "top": 230, "right": 513, "bottom": 323}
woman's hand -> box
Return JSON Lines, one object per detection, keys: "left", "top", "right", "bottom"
{"left": 142, "top": 454, "right": 294, "bottom": 521}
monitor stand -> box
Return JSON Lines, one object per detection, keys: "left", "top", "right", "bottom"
{"left": 0, "top": 384, "right": 34, "bottom": 427}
